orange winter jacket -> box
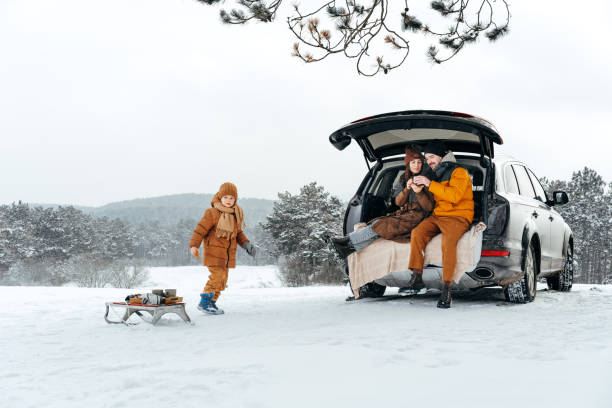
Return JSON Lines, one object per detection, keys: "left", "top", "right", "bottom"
{"left": 428, "top": 161, "right": 474, "bottom": 223}
{"left": 189, "top": 207, "right": 249, "bottom": 268}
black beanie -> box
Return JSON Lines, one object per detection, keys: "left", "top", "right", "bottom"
{"left": 422, "top": 141, "right": 447, "bottom": 158}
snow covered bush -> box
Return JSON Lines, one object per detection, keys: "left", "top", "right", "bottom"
{"left": 263, "top": 182, "right": 345, "bottom": 286}
{"left": 54, "top": 256, "right": 149, "bottom": 288}
{"left": 56, "top": 255, "right": 111, "bottom": 288}
{"left": 106, "top": 260, "right": 149, "bottom": 288}
{"left": 2, "top": 261, "right": 63, "bottom": 286}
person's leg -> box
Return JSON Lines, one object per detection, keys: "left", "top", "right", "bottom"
{"left": 213, "top": 267, "right": 229, "bottom": 302}
{"left": 349, "top": 224, "right": 380, "bottom": 253}
{"left": 331, "top": 221, "right": 380, "bottom": 258}
{"left": 199, "top": 266, "right": 226, "bottom": 314}
{"left": 204, "top": 266, "right": 225, "bottom": 295}
{"left": 437, "top": 217, "right": 470, "bottom": 282}
{"left": 401, "top": 217, "right": 440, "bottom": 293}
{"left": 408, "top": 217, "right": 440, "bottom": 271}
{"left": 436, "top": 216, "right": 470, "bottom": 308}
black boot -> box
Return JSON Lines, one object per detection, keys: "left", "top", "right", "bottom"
{"left": 330, "top": 236, "right": 356, "bottom": 258}
{"left": 398, "top": 271, "right": 426, "bottom": 295}
{"left": 437, "top": 282, "right": 452, "bottom": 309}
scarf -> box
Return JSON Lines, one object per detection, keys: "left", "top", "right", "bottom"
{"left": 433, "top": 151, "right": 458, "bottom": 181}
{"left": 212, "top": 200, "right": 245, "bottom": 240}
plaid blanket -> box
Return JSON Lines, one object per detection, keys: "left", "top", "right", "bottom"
{"left": 347, "top": 222, "right": 486, "bottom": 297}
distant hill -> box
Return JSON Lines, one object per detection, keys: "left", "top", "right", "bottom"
{"left": 39, "top": 193, "right": 276, "bottom": 226}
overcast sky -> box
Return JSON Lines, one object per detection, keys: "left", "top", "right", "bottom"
{"left": 1, "top": 0, "right": 611, "bottom": 206}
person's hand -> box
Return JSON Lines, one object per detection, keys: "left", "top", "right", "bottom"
{"left": 413, "top": 175, "right": 431, "bottom": 187}
{"left": 406, "top": 178, "right": 414, "bottom": 189}
{"left": 411, "top": 183, "right": 424, "bottom": 193}
{"left": 243, "top": 242, "right": 257, "bottom": 257}
{"left": 190, "top": 247, "right": 199, "bottom": 259}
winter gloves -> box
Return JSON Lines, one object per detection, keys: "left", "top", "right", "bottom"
{"left": 191, "top": 243, "right": 256, "bottom": 258}
{"left": 243, "top": 242, "right": 257, "bottom": 257}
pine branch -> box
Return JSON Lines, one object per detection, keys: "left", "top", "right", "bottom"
{"left": 195, "top": 0, "right": 511, "bottom": 76}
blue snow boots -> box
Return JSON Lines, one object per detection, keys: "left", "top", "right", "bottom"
{"left": 198, "top": 293, "right": 224, "bottom": 315}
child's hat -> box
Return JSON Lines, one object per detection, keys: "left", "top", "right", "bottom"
{"left": 217, "top": 182, "right": 238, "bottom": 200}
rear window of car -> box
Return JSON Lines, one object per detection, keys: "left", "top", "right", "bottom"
{"left": 512, "top": 165, "right": 536, "bottom": 199}
{"left": 504, "top": 165, "right": 520, "bottom": 194}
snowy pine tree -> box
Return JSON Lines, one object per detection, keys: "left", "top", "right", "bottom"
{"left": 541, "top": 168, "right": 611, "bottom": 284}
{"left": 0, "top": 203, "right": 144, "bottom": 286}
{"left": 263, "top": 182, "right": 344, "bottom": 286}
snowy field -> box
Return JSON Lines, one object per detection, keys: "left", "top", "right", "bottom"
{"left": 2, "top": 265, "right": 611, "bottom": 408}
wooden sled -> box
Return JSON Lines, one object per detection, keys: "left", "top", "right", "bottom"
{"left": 104, "top": 302, "right": 192, "bottom": 326}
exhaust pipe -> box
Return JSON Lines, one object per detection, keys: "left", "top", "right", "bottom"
{"left": 472, "top": 268, "right": 494, "bottom": 280}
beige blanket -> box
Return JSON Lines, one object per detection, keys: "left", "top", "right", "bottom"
{"left": 348, "top": 222, "right": 486, "bottom": 296}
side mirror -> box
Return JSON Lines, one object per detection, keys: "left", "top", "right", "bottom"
{"left": 552, "top": 190, "right": 569, "bottom": 206}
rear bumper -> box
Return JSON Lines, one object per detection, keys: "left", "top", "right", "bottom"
{"left": 471, "top": 253, "right": 524, "bottom": 286}
{"left": 373, "top": 252, "right": 523, "bottom": 290}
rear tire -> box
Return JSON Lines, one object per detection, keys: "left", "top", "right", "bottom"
{"left": 359, "top": 282, "right": 386, "bottom": 298}
{"left": 546, "top": 244, "right": 574, "bottom": 292}
{"left": 505, "top": 241, "right": 537, "bottom": 303}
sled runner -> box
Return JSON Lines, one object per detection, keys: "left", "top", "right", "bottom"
{"left": 104, "top": 302, "right": 192, "bottom": 325}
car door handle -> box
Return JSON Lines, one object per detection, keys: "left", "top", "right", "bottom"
{"left": 532, "top": 211, "right": 538, "bottom": 218}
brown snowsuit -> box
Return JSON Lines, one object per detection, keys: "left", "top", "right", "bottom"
{"left": 189, "top": 183, "right": 249, "bottom": 301}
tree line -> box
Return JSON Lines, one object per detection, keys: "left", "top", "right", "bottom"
{"left": 0, "top": 202, "right": 276, "bottom": 287}
{"left": 1, "top": 168, "right": 610, "bottom": 288}
{"left": 540, "top": 167, "right": 611, "bottom": 284}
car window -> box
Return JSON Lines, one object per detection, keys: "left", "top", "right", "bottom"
{"left": 512, "top": 165, "right": 536, "bottom": 199}
{"left": 504, "top": 165, "right": 520, "bottom": 194}
{"left": 526, "top": 168, "right": 548, "bottom": 203}
{"left": 372, "top": 167, "right": 402, "bottom": 197}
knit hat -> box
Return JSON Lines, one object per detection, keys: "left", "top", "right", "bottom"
{"left": 422, "top": 140, "right": 447, "bottom": 158}
{"left": 217, "top": 182, "right": 238, "bottom": 200}
{"left": 404, "top": 145, "right": 422, "bottom": 166}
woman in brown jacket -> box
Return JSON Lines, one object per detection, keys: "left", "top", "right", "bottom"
{"left": 189, "top": 182, "right": 256, "bottom": 315}
{"left": 330, "top": 145, "right": 435, "bottom": 257}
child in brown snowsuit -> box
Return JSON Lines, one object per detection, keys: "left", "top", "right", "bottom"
{"left": 189, "top": 182, "right": 256, "bottom": 314}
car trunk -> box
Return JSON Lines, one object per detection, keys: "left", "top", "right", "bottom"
{"left": 330, "top": 111, "right": 503, "bottom": 232}
{"left": 329, "top": 111, "right": 502, "bottom": 164}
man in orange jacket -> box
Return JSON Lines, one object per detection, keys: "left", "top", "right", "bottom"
{"left": 402, "top": 140, "right": 474, "bottom": 308}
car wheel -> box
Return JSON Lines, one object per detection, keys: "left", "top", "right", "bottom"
{"left": 358, "top": 282, "right": 386, "bottom": 298}
{"left": 546, "top": 244, "right": 574, "bottom": 292}
{"left": 505, "top": 241, "right": 537, "bottom": 303}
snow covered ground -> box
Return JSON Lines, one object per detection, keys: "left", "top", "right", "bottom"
{"left": 2, "top": 265, "right": 611, "bottom": 408}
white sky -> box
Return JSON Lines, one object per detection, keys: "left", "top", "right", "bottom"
{"left": 1, "top": 0, "right": 611, "bottom": 206}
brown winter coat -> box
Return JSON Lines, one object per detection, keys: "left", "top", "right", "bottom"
{"left": 189, "top": 202, "right": 249, "bottom": 268}
{"left": 370, "top": 171, "right": 436, "bottom": 243}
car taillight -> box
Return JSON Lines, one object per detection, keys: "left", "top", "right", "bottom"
{"left": 481, "top": 250, "right": 510, "bottom": 257}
